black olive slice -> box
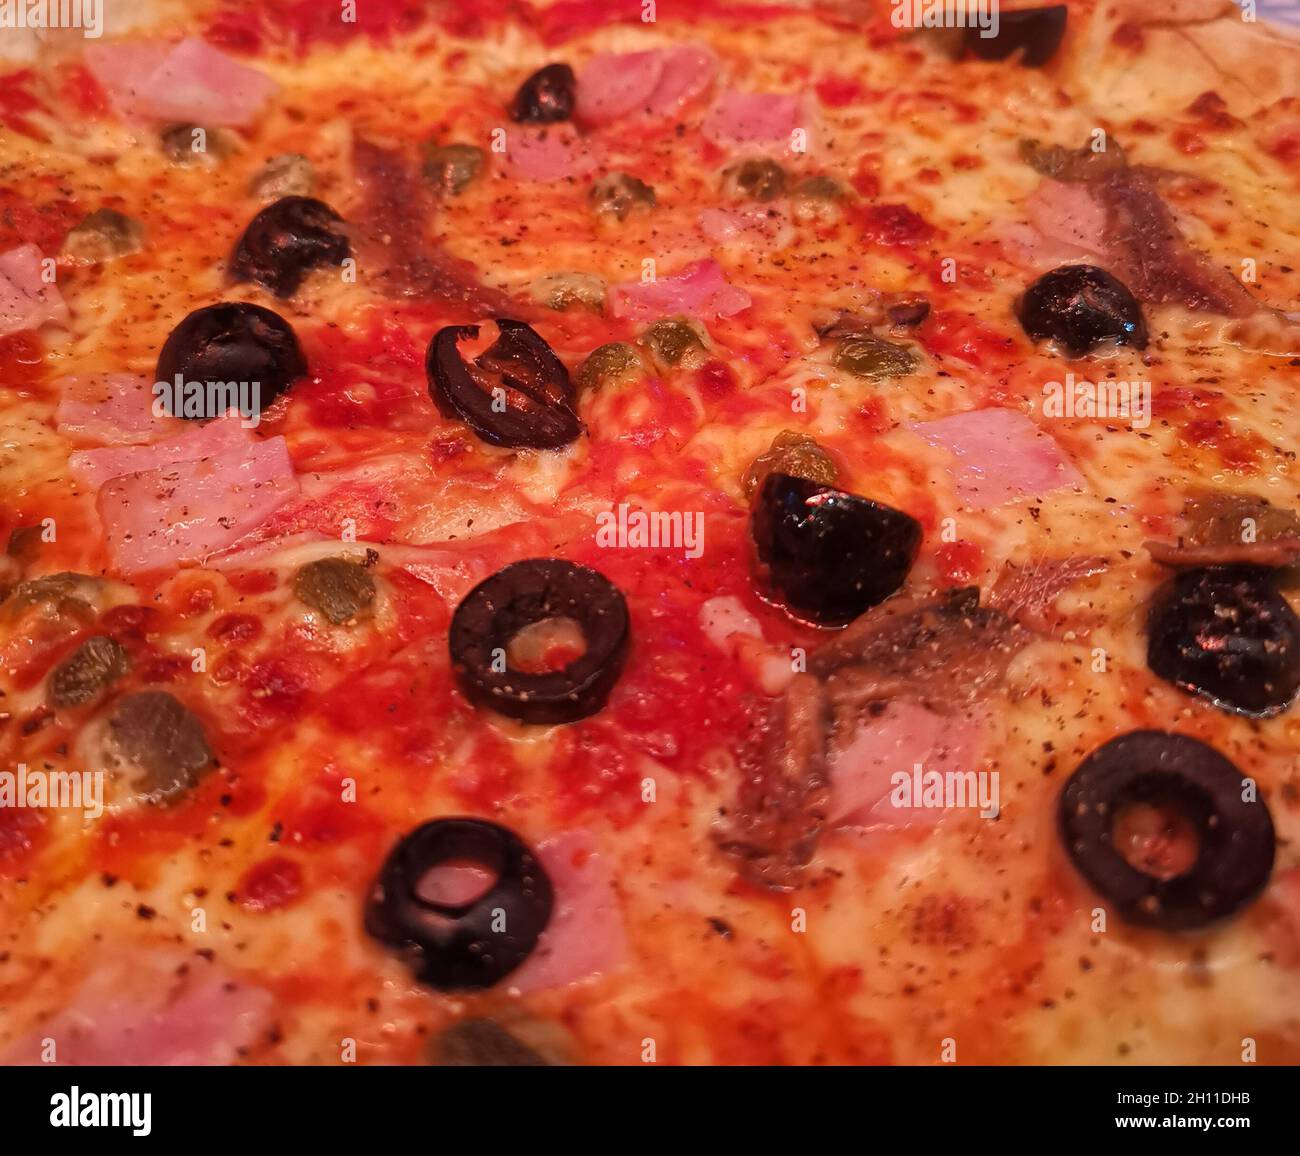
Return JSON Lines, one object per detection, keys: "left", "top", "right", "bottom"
{"left": 509, "top": 63, "right": 576, "bottom": 124}
{"left": 1147, "top": 566, "right": 1300, "bottom": 717}
{"left": 229, "top": 195, "right": 351, "bottom": 298}
{"left": 449, "top": 558, "right": 629, "bottom": 724}
{"left": 751, "top": 473, "right": 922, "bottom": 627}
{"left": 155, "top": 302, "right": 307, "bottom": 419}
{"left": 964, "top": 5, "right": 1067, "bottom": 67}
{"left": 1059, "top": 730, "right": 1275, "bottom": 930}
{"left": 1017, "top": 264, "right": 1147, "bottom": 356}
{"left": 426, "top": 320, "right": 582, "bottom": 449}
{"left": 365, "top": 818, "right": 553, "bottom": 990}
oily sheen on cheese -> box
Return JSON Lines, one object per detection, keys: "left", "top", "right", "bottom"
{"left": 0, "top": 0, "right": 1297, "bottom": 1066}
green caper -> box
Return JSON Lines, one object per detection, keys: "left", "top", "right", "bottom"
{"left": 742, "top": 431, "right": 839, "bottom": 499}
{"left": 589, "top": 172, "right": 656, "bottom": 221}
{"left": 423, "top": 142, "right": 485, "bottom": 196}
{"left": 832, "top": 335, "right": 919, "bottom": 380}
{"left": 103, "top": 691, "right": 215, "bottom": 805}
{"left": 431, "top": 1019, "right": 549, "bottom": 1067}
{"left": 61, "top": 209, "right": 145, "bottom": 265}
{"left": 790, "top": 175, "right": 846, "bottom": 222}
{"left": 640, "top": 317, "right": 709, "bottom": 370}
{"left": 250, "top": 152, "right": 314, "bottom": 200}
{"left": 794, "top": 175, "right": 844, "bottom": 201}
{"left": 721, "top": 157, "right": 787, "bottom": 202}
{"left": 294, "top": 557, "right": 377, "bottom": 625}
{"left": 1, "top": 572, "right": 99, "bottom": 619}
{"left": 575, "top": 342, "right": 644, "bottom": 392}
{"left": 529, "top": 272, "right": 607, "bottom": 312}
{"left": 48, "top": 635, "right": 129, "bottom": 709}
{"left": 160, "top": 123, "right": 227, "bottom": 164}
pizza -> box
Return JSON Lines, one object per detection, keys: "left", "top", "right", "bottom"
{"left": 0, "top": 0, "right": 1298, "bottom": 1070}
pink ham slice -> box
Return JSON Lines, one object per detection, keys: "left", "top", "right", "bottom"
{"left": 910, "top": 408, "right": 1083, "bottom": 510}
{"left": 576, "top": 44, "right": 716, "bottom": 125}
{"left": 505, "top": 126, "right": 600, "bottom": 182}
{"left": 0, "top": 244, "right": 68, "bottom": 336}
{"left": 1024, "top": 179, "right": 1106, "bottom": 256}
{"left": 81, "top": 41, "right": 173, "bottom": 116}
{"left": 507, "top": 830, "right": 627, "bottom": 993}
{"left": 85, "top": 37, "right": 277, "bottom": 127}
{"left": 828, "top": 701, "right": 984, "bottom": 831}
{"left": 99, "top": 435, "right": 299, "bottom": 575}
{"left": 576, "top": 49, "right": 664, "bottom": 124}
{"left": 2, "top": 952, "right": 272, "bottom": 1065}
{"left": 997, "top": 221, "right": 1098, "bottom": 271}
{"left": 56, "top": 374, "right": 186, "bottom": 446}
{"left": 702, "top": 90, "right": 804, "bottom": 146}
{"left": 608, "top": 258, "right": 751, "bottom": 321}
{"left": 69, "top": 410, "right": 252, "bottom": 492}
{"left": 649, "top": 45, "right": 717, "bottom": 117}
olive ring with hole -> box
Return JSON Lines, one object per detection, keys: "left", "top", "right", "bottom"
{"left": 449, "top": 558, "right": 630, "bottom": 724}
{"left": 364, "top": 818, "right": 553, "bottom": 990}
{"left": 1058, "top": 730, "right": 1275, "bottom": 931}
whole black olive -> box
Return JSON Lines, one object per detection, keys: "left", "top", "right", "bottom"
{"left": 1013, "top": 266, "right": 1149, "bottom": 356}
{"left": 1059, "top": 730, "right": 1275, "bottom": 930}
{"left": 509, "top": 63, "right": 576, "bottom": 124}
{"left": 1147, "top": 566, "right": 1300, "bottom": 717}
{"left": 426, "top": 319, "right": 582, "bottom": 449}
{"left": 365, "top": 818, "right": 553, "bottom": 990}
{"left": 751, "top": 473, "right": 922, "bottom": 627}
{"left": 450, "top": 558, "right": 630, "bottom": 724}
{"left": 155, "top": 302, "right": 307, "bottom": 420}
{"left": 1017, "top": 264, "right": 1147, "bottom": 356}
{"left": 229, "top": 196, "right": 351, "bottom": 298}
{"left": 964, "top": 5, "right": 1068, "bottom": 67}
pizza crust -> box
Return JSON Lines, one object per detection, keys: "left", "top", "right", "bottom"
{"left": 1066, "top": 0, "right": 1300, "bottom": 116}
